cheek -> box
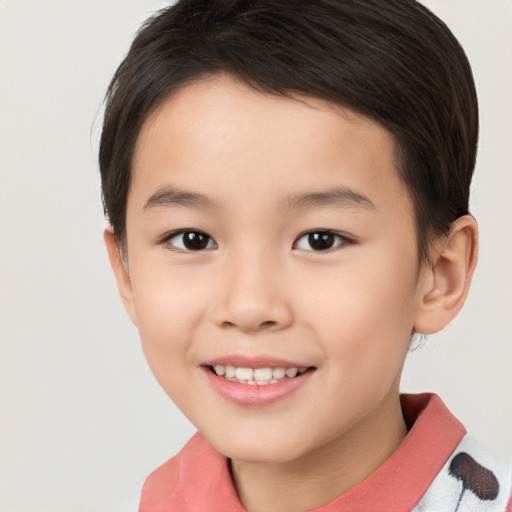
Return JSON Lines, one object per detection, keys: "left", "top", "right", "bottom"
{"left": 129, "top": 261, "right": 210, "bottom": 379}
{"left": 299, "top": 253, "right": 418, "bottom": 379}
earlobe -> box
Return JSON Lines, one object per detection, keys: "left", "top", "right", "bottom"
{"left": 103, "top": 228, "right": 139, "bottom": 326}
{"left": 413, "top": 215, "right": 478, "bottom": 335}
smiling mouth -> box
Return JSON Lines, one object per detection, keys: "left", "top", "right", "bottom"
{"left": 209, "top": 365, "right": 311, "bottom": 385}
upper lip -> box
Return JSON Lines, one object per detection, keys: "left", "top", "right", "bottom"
{"left": 203, "top": 354, "right": 312, "bottom": 369}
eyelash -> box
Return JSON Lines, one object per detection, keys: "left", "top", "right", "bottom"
{"left": 160, "top": 229, "right": 353, "bottom": 253}
{"left": 160, "top": 230, "right": 217, "bottom": 252}
{"left": 293, "top": 230, "right": 352, "bottom": 252}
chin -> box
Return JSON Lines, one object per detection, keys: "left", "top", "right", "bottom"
{"left": 205, "top": 429, "right": 312, "bottom": 465}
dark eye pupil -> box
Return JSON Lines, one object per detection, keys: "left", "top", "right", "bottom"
{"left": 308, "top": 232, "right": 335, "bottom": 251}
{"left": 183, "top": 231, "right": 209, "bottom": 250}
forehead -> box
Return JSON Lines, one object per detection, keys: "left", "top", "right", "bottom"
{"left": 129, "top": 75, "right": 411, "bottom": 217}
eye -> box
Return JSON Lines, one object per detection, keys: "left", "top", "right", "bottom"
{"left": 165, "top": 230, "right": 217, "bottom": 251}
{"left": 294, "top": 231, "right": 349, "bottom": 252}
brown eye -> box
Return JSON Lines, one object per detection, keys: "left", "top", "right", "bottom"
{"left": 167, "top": 231, "right": 216, "bottom": 251}
{"left": 295, "top": 231, "right": 347, "bottom": 251}
{"left": 308, "top": 232, "right": 335, "bottom": 250}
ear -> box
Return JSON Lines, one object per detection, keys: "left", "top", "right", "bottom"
{"left": 103, "top": 228, "right": 139, "bottom": 326}
{"left": 413, "top": 215, "right": 478, "bottom": 335}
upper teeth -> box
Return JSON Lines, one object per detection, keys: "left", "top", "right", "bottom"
{"left": 213, "top": 365, "right": 307, "bottom": 384}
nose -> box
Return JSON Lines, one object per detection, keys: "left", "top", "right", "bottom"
{"left": 212, "top": 252, "right": 293, "bottom": 333}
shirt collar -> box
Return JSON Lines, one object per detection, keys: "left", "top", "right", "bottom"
{"left": 143, "top": 393, "right": 466, "bottom": 511}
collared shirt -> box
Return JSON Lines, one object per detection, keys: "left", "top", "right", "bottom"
{"left": 139, "top": 394, "right": 512, "bottom": 512}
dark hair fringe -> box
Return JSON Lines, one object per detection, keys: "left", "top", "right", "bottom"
{"left": 99, "top": 0, "right": 478, "bottom": 263}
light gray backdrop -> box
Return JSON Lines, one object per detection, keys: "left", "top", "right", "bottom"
{"left": 0, "top": 1, "right": 510, "bottom": 511}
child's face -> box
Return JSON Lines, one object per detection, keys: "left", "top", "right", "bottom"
{"left": 118, "top": 75, "right": 429, "bottom": 464}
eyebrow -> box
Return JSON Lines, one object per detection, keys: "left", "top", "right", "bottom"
{"left": 143, "top": 185, "right": 375, "bottom": 212}
{"left": 282, "top": 187, "right": 376, "bottom": 211}
{"left": 143, "top": 186, "right": 221, "bottom": 211}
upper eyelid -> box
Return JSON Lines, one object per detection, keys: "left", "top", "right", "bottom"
{"left": 294, "top": 229, "right": 352, "bottom": 241}
{"left": 159, "top": 228, "right": 348, "bottom": 237}
{"left": 160, "top": 228, "right": 211, "bottom": 241}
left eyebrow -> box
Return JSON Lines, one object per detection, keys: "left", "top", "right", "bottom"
{"left": 143, "top": 185, "right": 222, "bottom": 211}
{"left": 282, "top": 187, "right": 376, "bottom": 211}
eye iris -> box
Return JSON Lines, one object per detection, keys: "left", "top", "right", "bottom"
{"left": 308, "top": 232, "right": 335, "bottom": 250}
{"left": 183, "top": 231, "right": 209, "bottom": 250}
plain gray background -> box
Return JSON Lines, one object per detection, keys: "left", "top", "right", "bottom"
{"left": 0, "top": 1, "right": 510, "bottom": 511}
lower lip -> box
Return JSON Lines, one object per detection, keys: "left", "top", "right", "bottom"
{"left": 203, "top": 367, "right": 314, "bottom": 407}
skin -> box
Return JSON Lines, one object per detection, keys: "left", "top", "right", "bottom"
{"left": 105, "top": 74, "right": 478, "bottom": 512}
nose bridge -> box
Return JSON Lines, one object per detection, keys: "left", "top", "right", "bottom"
{"left": 213, "top": 244, "right": 292, "bottom": 332}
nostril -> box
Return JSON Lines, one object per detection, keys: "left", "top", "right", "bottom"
{"left": 220, "top": 321, "right": 235, "bottom": 329}
{"left": 219, "top": 319, "right": 278, "bottom": 330}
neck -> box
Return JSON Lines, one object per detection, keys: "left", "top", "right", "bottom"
{"left": 230, "top": 390, "right": 407, "bottom": 512}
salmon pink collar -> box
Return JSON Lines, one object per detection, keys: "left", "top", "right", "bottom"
{"left": 140, "top": 393, "right": 466, "bottom": 512}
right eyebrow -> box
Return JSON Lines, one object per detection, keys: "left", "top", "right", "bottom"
{"left": 282, "top": 186, "right": 376, "bottom": 211}
{"left": 143, "top": 185, "right": 221, "bottom": 211}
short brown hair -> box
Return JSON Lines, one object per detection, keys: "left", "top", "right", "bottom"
{"left": 99, "top": 0, "right": 478, "bottom": 263}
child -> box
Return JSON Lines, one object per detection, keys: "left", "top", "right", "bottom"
{"left": 99, "top": 0, "right": 511, "bottom": 510}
